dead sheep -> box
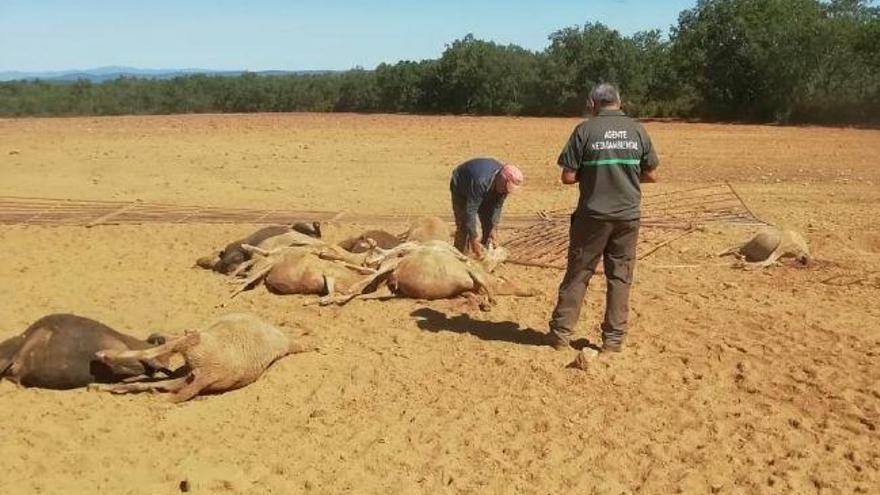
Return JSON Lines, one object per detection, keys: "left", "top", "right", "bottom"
{"left": 1, "top": 314, "right": 168, "bottom": 390}
{"left": 196, "top": 223, "right": 321, "bottom": 274}
{"left": 401, "top": 216, "right": 450, "bottom": 243}
{"left": 337, "top": 229, "right": 401, "bottom": 253}
{"left": 92, "top": 313, "right": 308, "bottom": 402}
{"left": 328, "top": 241, "right": 536, "bottom": 309}
{"left": 265, "top": 248, "right": 376, "bottom": 304}
{"left": 719, "top": 227, "right": 810, "bottom": 269}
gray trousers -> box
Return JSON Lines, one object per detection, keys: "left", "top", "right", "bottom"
{"left": 549, "top": 215, "right": 640, "bottom": 345}
{"left": 451, "top": 192, "right": 496, "bottom": 254}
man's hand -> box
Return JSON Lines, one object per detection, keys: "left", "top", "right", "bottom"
{"left": 640, "top": 168, "right": 658, "bottom": 183}
{"left": 482, "top": 232, "right": 497, "bottom": 249}
{"left": 560, "top": 168, "right": 578, "bottom": 185}
{"left": 469, "top": 238, "right": 484, "bottom": 259}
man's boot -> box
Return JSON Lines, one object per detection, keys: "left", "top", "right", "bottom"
{"left": 545, "top": 329, "right": 573, "bottom": 351}
{"left": 600, "top": 323, "right": 625, "bottom": 353}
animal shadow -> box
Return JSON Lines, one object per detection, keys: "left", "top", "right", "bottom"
{"left": 411, "top": 308, "right": 548, "bottom": 347}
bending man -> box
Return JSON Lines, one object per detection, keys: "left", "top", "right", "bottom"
{"left": 449, "top": 158, "right": 524, "bottom": 258}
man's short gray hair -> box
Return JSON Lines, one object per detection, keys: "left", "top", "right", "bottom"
{"left": 590, "top": 83, "right": 620, "bottom": 107}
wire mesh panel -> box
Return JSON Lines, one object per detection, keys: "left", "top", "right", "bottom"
{"left": 0, "top": 196, "right": 391, "bottom": 227}
{"left": 641, "top": 183, "right": 763, "bottom": 227}
{"left": 0, "top": 183, "right": 764, "bottom": 270}
{"left": 503, "top": 183, "right": 765, "bottom": 269}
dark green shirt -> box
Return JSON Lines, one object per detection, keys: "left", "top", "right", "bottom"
{"left": 557, "top": 109, "right": 659, "bottom": 221}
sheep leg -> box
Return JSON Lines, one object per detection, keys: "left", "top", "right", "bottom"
{"left": 230, "top": 262, "right": 277, "bottom": 298}
{"left": 317, "top": 250, "right": 376, "bottom": 273}
{"left": 322, "top": 262, "right": 399, "bottom": 306}
{"left": 228, "top": 258, "right": 257, "bottom": 278}
{"left": 241, "top": 244, "right": 297, "bottom": 257}
{"left": 168, "top": 372, "right": 214, "bottom": 403}
{"left": 283, "top": 236, "right": 325, "bottom": 248}
{"left": 465, "top": 265, "right": 495, "bottom": 308}
{"left": 368, "top": 243, "right": 420, "bottom": 264}
{"left": 316, "top": 275, "right": 338, "bottom": 306}
{"left": 89, "top": 376, "right": 189, "bottom": 395}
{"left": 318, "top": 246, "right": 368, "bottom": 266}
{"left": 349, "top": 285, "right": 394, "bottom": 301}
{"left": 348, "top": 259, "right": 400, "bottom": 294}
{"left": 241, "top": 244, "right": 271, "bottom": 256}
{"left": 96, "top": 333, "right": 199, "bottom": 364}
{"left": 742, "top": 247, "right": 786, "bottom": 270}
{"left": 325, "top": 283, "right": 393, "bottom": 306}
{"left": 717, "top": 241, "right": 746, "bottom": 257}
{"left": 339, "top": 262, "right": 377, "bottom": 274}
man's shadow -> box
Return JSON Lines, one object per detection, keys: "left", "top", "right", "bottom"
{"left": 410, "top": 308, "right": 598, "bottom": 350}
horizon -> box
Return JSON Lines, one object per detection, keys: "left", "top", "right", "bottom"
{"left": 0, "top": 0, "right": 695, "bottom": 73}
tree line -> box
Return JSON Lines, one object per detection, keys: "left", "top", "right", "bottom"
{"left": 1, "top": 0, "right": 877, "bottom": 124}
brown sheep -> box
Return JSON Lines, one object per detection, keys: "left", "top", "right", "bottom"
{"left": 329, "top": 241, "right": 536, "bottom": 309}
{"left": 1, "top": 314, "right": 168, "bottom": 389}
{"left": 228, "top": 231, "right": 369, "bottom": 297}
{"left": 264, "top": 248, "right": 374, "bottom": 304}
{"left": 196, "top": 223, "right": 321, "bottom": 274}
{"left": 91, "top": 313, "right": 307, "bottom": 402}
{"left": 401, "top": 216, "right": 450, "bottom": 243}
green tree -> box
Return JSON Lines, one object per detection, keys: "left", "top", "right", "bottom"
{"left": 672, "top": 0, "right": 828, "bottom": 121}
{"left": 432, "top": 34, "right": 540, "bottom": 114}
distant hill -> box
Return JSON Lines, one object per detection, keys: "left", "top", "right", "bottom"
{"left": 0, "top": 66, "right": 336, "bottom": 82}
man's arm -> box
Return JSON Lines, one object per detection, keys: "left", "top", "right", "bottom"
{"left": 480, "top": 195, "right": 507, "bottom": 246}
{"left": 639, "top": 126, "right": 660, "bottom": 183}
{"left": 463, "top": 197, "right": 484, "bottom": 257}
{"left": 557, "top": 124, "right": 585, "bottom": 185}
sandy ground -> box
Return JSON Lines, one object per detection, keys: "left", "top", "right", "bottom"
{"left": 0, "top": 113, "right": 878, "bottom": 494}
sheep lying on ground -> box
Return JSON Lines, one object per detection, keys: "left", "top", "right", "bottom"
{"left": 228, "top": 230, "right": 370, "bottom": 297}
{"left": 265, "top": 248, "right": 376, "bottom": 304}
{"left": 91, "top": 313, "right": 307, "bottom": 402}
{"left": 196, "top": 223, "right": 321, "bottom": 274}
{"left": 338, "top": 229, "right": 400, "bottom": 253}
{"left": 719, "top": 227, "right": 810, "bottom": 269}
{"left": 211, "top": 217, "right": 456, "bottom": 299}
{"left": 327, "top": 241, "right": 536, "bottom": 309}
{"left": 401, "top": 216, "right": 449, "bottom": 242}
{"left": 1, "top": 314, "right": 168, "bottom": 389}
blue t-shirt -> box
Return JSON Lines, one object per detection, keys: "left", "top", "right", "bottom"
{"left": 449, "top": 158, "right": 506, "bottom": 235}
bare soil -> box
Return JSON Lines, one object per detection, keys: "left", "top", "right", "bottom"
{"left": 1, "top": 113, "right": 878, "bottom": 494}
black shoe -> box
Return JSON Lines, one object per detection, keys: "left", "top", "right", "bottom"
{"left": 545, "top": 332, "right": 572, "bottom": 351}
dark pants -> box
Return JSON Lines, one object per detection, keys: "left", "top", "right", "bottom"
{"left": 549, "top": 215, "right": 640, "bottom": 346}
{"left": 451, "top": 193, "right": 495, "bottom": 254}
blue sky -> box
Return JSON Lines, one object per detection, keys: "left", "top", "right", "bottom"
{"left": 0, "top": 0, "right": 696, "bottom": 71}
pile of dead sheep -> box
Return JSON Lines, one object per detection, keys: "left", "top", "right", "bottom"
{"left": 0, "top": 216, "right": 536, "bottom": 402}
{"left": 195, "top": 216, "right": 535, "bottom": 307}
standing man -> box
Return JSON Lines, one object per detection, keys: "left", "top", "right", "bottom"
{"left": 547, "top": 84, "right": 659, "bottom": 353}
{"left": 450, "top": 158, "right": 524, "bottom": 258}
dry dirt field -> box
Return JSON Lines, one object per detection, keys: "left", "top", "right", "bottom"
{"left": 0, "top": 113, "right": 878, "bottom": 494}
